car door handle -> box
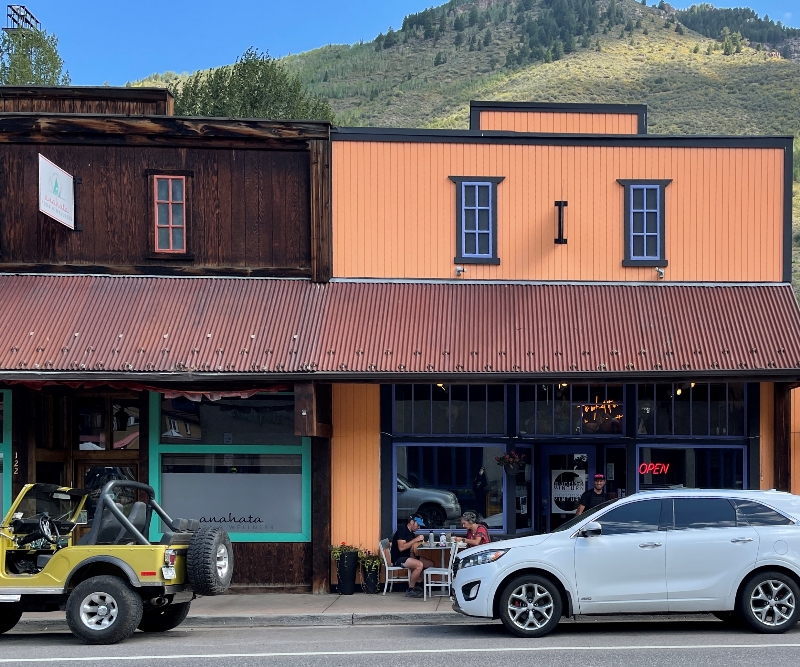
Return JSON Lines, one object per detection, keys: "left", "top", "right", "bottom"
{"left": 731, "top": 537, "right": 753, "bottom": 543}
{"left": 638, "top": 542, "right": 662, "bottom": 548}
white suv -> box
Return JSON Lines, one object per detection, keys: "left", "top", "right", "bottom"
{"left": 451, "top": 489, "right": 800, "bottom": 637}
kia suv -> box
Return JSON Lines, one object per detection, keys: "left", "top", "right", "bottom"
{"left": 452, "top": 489, "right": 800, "bottom": 637}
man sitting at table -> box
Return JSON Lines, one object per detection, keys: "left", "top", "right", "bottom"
{"left": 390, "top": 514, "right": 435, "bottom": 598}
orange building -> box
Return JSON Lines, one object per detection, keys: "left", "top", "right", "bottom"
{"left": 326, "top": 100, "right": 799, "bottom": 558}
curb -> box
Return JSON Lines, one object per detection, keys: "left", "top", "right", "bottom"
{"left": 15, "top": 612, "right": 479, "bottom": 632}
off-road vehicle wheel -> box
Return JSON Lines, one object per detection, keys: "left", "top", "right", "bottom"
{"left": 187, "top": 527, "right": 233, "bottom": 595}
{"left": 0, "top": 606, "right": 22, "bottom": 634}
{"left": 739, "top": 571, "right": 800, "bottom": 634}
{"left": 138, "top": 601, "right": 191, "bottom": 632}
{"left": 66, "top": 575, "right": 143, "bottom": 645}
{"left": 499, "top": 574, "right": 562, "bottom": 638}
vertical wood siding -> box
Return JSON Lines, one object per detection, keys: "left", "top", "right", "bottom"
{"left": 332, "top": 141, "right": 784, "bottom": 282}
{"left": 792, "top": 387, "right": 800, "bottom": 494}
{"left": 761, "top": 383, "right": 775, "bottom": 490}
{"left": 331, "top": 384, "right": 381, "bottom": 556}
{"left": 0, "top": 144, "right": 311, "bottom": 271}
{"left": 480, "top": 111, "right": 639, "bottom": 134}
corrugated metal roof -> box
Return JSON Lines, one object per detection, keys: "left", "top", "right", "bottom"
{"left": 1, "top": 275, "right": 799, "bottom": 379}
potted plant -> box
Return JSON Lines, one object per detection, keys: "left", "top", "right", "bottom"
{"left": 495, "top": 450, "right": 525, "bottom": 475}
{"left": 331, "top": 542, "right": 359, "bottom": 595}
{"left": 358, "top": 548, "right": 383, "bottom": 594}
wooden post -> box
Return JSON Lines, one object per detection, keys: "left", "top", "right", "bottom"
{"left": 295, "top": 383, "right": 333, "bottom": 438}
{"left": 311, "top": 435, "right": 332, "bottom": 594}
{"left": 774, "top": 382, "right": 791, "bottom": 492}
{"left": 309, "top": 138, "right": 332, "bottom": 283}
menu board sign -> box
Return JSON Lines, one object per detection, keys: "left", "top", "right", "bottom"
{"left": 551, "top": 469, "right": 587, "bottom": 514}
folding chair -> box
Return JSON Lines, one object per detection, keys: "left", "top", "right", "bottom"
{"left": 423, "top": 541, "right": 459, "bottom": 601}
{"left": 380, "top": 538, "right": 411, "bottom": 594}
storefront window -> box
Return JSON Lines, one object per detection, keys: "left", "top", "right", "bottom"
{"left": 160, "top": 395, "right": 300, "bottom": 445}
{"left": 395, "top": 444, "right": 505, "bottom": 530}
{"left": 636, "top": 383, "right": 745, "bottom": 437}
{"left": 519, "top": 384, "right": 623, "bottom": 436}
{"left": 638, "top": 446, "right": 744, "bottom": 490}
{"left": 75, "top": 398, "right": 141, "bottom": 450}
{"left": 161, "top": 454, "right": 303, "bottom": 534}
{"left": 394, "top": 385, "right": 504, "bottom": 435}
{"left": 151, "top": 392, "right": 309, "bottom": 542}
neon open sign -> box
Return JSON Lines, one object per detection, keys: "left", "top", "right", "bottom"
{"left": 639, "top": 462, "right": 670, "bottom": 475}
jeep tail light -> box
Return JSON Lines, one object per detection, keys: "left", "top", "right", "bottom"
{"left": 164, "top": 549, "right": 177, "bottom": 566}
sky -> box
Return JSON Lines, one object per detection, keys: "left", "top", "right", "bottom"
{"left": 20, "top": 0, "right": 800, "bottom": 86}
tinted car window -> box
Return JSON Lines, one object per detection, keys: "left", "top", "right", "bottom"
{"left": 734, "top": 500, "right": 794, "bottom": 526}
{"left": 597, "top": 500, "right": 662, "bottom": 535}
{"left": 674, "top": 498, "right": 736, "bottom": 529}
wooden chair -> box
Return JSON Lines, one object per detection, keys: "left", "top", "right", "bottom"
{"left": 379, "top": 538, "right": 411, "bottom": 595}
{"left": 423, "top": 541, "right": 460, "bottom": 601}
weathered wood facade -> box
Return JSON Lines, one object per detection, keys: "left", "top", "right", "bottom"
{"left": 0, "top": 86, "right": 173, "bottom": 115}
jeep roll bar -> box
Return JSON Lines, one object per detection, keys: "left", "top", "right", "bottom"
{"left": 87, "top": 480, "right": 178, "bottom": 547}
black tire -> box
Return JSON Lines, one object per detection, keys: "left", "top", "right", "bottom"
{"left": 738, "top": 570, "right": 800, "bottom": 634}
{"left": 0, "top": 606, "right": 22, "bottom": 634}
{"left": 417, "top": 504, "right": 446, "bottom": 529}
{"left": 138, "top": 601, "right": 191, "bottom": 632}
{"left": 66, "top": 575, "right": 143, "bottom": 645}
{"left": 187, "top": 527, "right": 234, "bottom": 596}
{"left": 499, "top": 574, "right": 563, "bottom": 638}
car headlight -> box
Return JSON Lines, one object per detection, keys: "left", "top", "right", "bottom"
{"left": 459, "top": 549, "right": 509, "bottom": 569}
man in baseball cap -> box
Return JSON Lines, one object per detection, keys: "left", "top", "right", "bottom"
{"left": 389, "top": 515, "right": 434, "bottom": 597}
{"left": 576, "top": 473, "right": 607, "bottom": 515}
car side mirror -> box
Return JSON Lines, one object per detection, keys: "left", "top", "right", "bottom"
{"left": 580, "top": 521, "right": 602, "bottom": 537}
{"left": 397, "top": 484, "right": 405, "bottom": 492}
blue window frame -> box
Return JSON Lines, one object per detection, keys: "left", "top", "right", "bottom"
{"left": 450, "top": 176, "right": 504, "bottom": 265}
{"left": 393, "top": 384, "right": 506, "bottom": 435}
{"left": 637, "top": 444, "right": 747, "bottom": 491}
{"left": 618, "top": 179, "right": 671, "bottom": 267}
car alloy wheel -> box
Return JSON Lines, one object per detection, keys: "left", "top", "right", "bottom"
{"left": 507, "top": 582, "right": 554, "bottom": 630}
{"left": 499, "top": 574, "right": 562, "bottom": 638}
{"left": 749, "top": 579, "right": 796, "bottom": 628}
{"left": 79, "top": 591, "right": 119, "bottom": 630}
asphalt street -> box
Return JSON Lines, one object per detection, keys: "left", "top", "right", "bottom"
{"left": 3, "top": 619, "right": 800, "bottom": 666}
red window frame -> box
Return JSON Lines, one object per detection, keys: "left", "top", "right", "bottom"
{"left": 154, "top": 175, "right": 186, "bottom": 253}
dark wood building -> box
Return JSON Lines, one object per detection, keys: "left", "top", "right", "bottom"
{"left": 0, "top": 87, "right": 333, "bottom": 592}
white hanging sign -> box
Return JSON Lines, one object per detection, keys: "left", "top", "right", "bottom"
{"left": 38, "top": 154, "right": 75, "bottom": 229}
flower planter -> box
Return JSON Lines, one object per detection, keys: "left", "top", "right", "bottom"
{"left": 335, "top": 551, "right": 358, "bottom": 595}
{"left": 504, "top": 463, "right": 519, "bottom": 475}
{"left": 361, "top": 566, "right": 380, "bottom": 594}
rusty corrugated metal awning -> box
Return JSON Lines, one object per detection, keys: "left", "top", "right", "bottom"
{"left": 1, "top": 275, "right": 799, "bottom": 381}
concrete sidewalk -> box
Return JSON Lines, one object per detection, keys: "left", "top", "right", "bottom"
{"left": 14, "top": 592, "right": 718, "bottom": 633}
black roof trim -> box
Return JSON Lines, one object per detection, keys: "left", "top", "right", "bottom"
{"left": 468, "top": 100, "right": 648, "bottom": 134}
{"left": 332, "top": 126, "right": 791, "bottom": 149}
{"left": 0, "top": 85, "right": 173, "bottom": 101}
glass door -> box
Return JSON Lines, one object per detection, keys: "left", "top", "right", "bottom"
{"left": 539, "top": 445, "right": 596, "bottom": 533}
{"left": 514, "top": 446, "right": 533, "bottom": 532}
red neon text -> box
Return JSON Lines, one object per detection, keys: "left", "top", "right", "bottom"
{"left": 638, "top": 462, "right": 670, "bottom": 475}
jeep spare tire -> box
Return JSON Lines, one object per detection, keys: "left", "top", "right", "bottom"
{"left": 187, "top": 527, "right": 233, "bottom": 595}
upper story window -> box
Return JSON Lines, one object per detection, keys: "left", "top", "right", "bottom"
{"left": 618, "top": 179, "right": 671, "bottom": 267}
{"left": 449, "top": 176, "right": 504, "bottom": 265}
{"left": 154, "top": 176, "right": 186, "bottom": 253}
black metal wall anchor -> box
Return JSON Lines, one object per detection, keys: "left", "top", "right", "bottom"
{"left": 554, "top": 200, "right": 568, "bottom": 244}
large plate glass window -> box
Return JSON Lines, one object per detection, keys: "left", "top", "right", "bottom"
{"left": 638, "top": 445, "right": 745, "bottom": 490}
{"left": 151, "top": 392, "right": 310, "bottom": 543}
{"left": 394, "top": 385, "right": 505, "bottom": 435}
{"left": 395, "top": 444, "right": 505, "bottom": 531}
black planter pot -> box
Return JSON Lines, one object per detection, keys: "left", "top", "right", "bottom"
{"left": 336, "top": 551, "right": 358, "bottom": 595}
{"left": 361, "top": 567, "right": 380, "bottom": 594}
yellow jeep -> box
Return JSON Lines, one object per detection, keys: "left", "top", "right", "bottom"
{"left": 0, "top": 480, "right": 233, "bottom": 644}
